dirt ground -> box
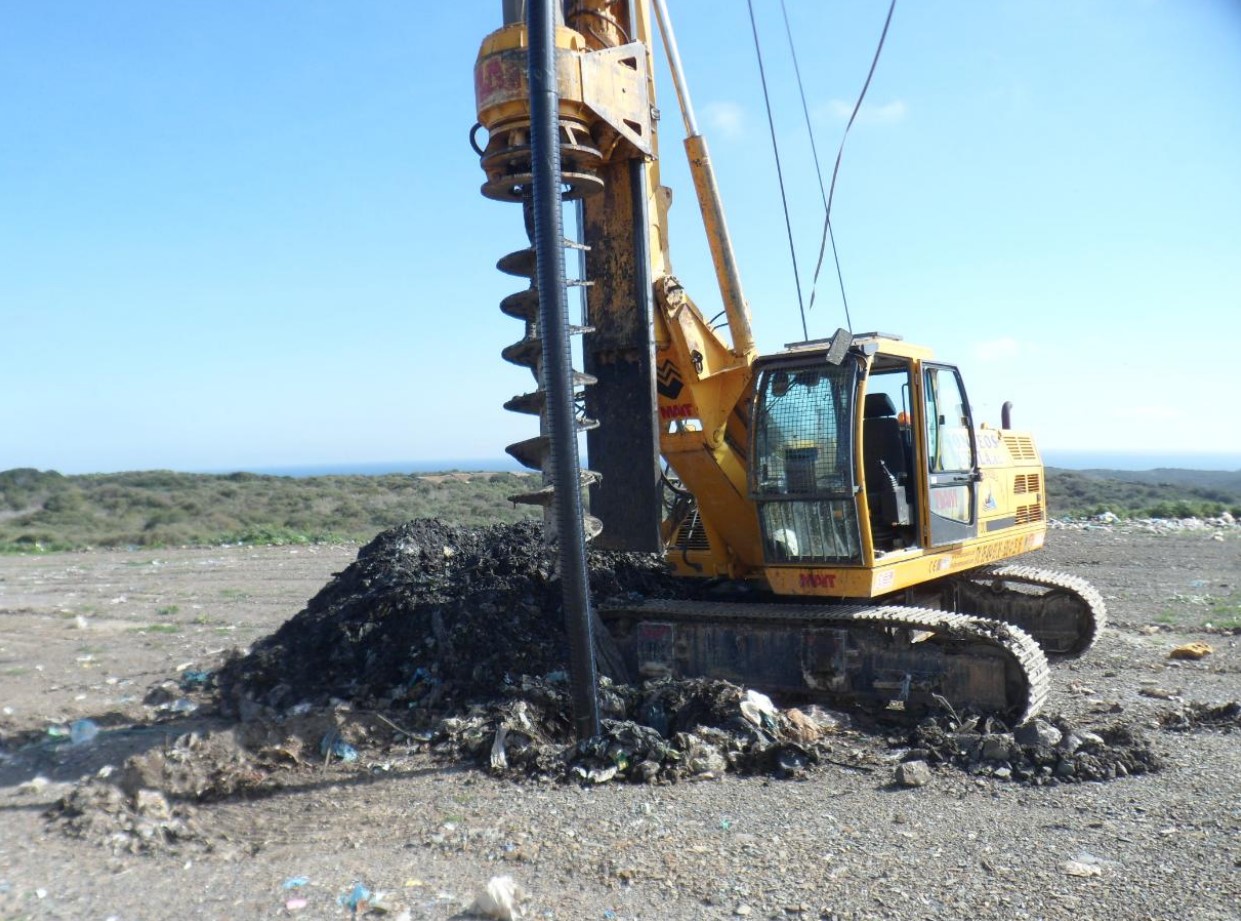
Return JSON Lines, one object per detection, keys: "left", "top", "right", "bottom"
{"left": 1, "top": 526, "right": 1238, "bottom": 921}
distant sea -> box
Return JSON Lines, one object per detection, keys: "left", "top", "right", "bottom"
{"left": 232, "top": 458, "right": 525, "bottom": 478}
{"left": 226, "top": 452, "right": 1241, "bottom": 478}
{"left": 1041, "top": 450, "right": 1241, "bottom": 472}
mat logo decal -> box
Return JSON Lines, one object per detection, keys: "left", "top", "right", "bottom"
{"left": 660, "top": 403, "right": 695, "bottom": 420}
{"left": 657, "top": 360, "right": 684, "bottom": 400}
{"left": 799, "top": 572, "right": 837, "bottom": 589}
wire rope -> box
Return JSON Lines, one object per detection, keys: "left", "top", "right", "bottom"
{"left": 806, "top": 0, "right": 898, "bottom": 328}
{"left": 746, "top": 0, "right": 808, "bottom": 341}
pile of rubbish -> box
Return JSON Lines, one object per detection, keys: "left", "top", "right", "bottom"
{"left": 211, "top": 517, "right": 880, "bottom": 782}
{"left": 44, "top": 515, "right": 1233, "bottom": 857}
{"left": 431, "top": 676, "right": 871, "bottom": 783}
{"left": 906, "top": 715, "right": 1161, "bottom": 784}
{"left": 1051, "top": 511, "right": 1240, "bottom": 535}
{"left": 215, "top": 518, "right": 689, "bottom": 716}
{"left": 206, "top": 518, "right": 1171, "bottom": 787}
{"left": 46, "top": 730, "right": 257, "bottom": 854}
{"left": 1158, "top": 701, "right": 1241, "bottom": 733}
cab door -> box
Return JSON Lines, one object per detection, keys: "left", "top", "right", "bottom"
{"left": 921, "top": 364, "right": 979, "bottom": 546}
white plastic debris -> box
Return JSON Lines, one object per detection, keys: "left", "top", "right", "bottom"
{"left": 1062, "top": 860, "right": 1103, "bottom": 878}
{"left": 739, "top": 689, "right": 777, "bottom": 727}
{"left": 17, "top": 776, "right": 50, "bottom": 795}
{"left": 490, "top": 726, "right": 509, "bottom": 770}
{"left": 69, "top": 719, "right": 99, "bottom": 745}
{"left": 1062, "top": 851, "right": 1114, "bottom": 877}
{"left": 472, "top": 875, "right": 523, "bottom": 920}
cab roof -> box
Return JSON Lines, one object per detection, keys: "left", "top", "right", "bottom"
{"left": 773, "top": 331, "right": 935, "bottom": 363}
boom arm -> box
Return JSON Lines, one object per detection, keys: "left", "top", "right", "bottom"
{"left": 651, "top": 0, "right": 755, "bottom": 361}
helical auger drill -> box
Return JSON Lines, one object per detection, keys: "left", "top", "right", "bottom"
{"left": 472, "top": 1, "right": 655, "bottom": 542}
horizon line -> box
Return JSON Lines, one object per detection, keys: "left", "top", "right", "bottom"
{"left": 6, "top": 448, "right": 1241, "bottom": 478}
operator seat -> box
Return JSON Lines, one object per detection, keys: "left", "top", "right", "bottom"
{"left": 863, "top": 393, "right": 911, "bottom": 533}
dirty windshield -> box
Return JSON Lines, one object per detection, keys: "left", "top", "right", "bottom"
{"left": 751, "top": 361, "right": 860, "bottom": 564}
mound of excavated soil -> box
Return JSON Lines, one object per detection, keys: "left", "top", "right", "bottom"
{"left": 909, "top": 716, "right": 1161, "bottom": 783}
{"left": 1158, "top": 701, "right": 1241, "bottom": 732}
{"left": 212, "top": 519, "right": 1163, "bottom": 787}
{"left": 45, "top": 730, "right": 261, "bottom": 854}
{"left": 215, "top": 519, "right": 686, "bottom": 717}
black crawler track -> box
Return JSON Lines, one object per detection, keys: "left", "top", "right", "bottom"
{"left": 602, "top": 600, "right": 1050, "bottom": 725}
{"left": 945, "top": 564, "right": 1107, "bottom": 658}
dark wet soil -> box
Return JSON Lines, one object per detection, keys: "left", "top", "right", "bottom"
{"left": 208, "top": 519, "right": 1174, "bottom": 790}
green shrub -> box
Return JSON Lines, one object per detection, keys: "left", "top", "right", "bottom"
{"left": 0, "top": 468, "right": 540, "bottom": 550}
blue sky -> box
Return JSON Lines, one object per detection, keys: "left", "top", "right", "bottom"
{"left": 2, "top": 1, "right": 1239, "bottom": 474}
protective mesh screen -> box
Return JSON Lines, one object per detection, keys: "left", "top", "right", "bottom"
{"left": 751, "top": 363, "right": 861, "bottom": 564}
{"left": 760, "top": 499, "right": 860, "bottom": 563}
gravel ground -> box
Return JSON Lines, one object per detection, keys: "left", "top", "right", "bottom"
{"left": 0, "top": 524, "right": 1238, "bottom": 921}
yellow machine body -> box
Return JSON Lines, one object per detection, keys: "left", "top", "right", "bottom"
{"left": 656, "top": 320, "right": 1049, "bottom": 598}
{"left": 473, "top": 1, "right": 1048, "bottom": 600}
{"left": 471, "top": 1, "right": 1105, "bottom": 721}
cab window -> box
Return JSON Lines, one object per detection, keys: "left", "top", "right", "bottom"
{"left": 924, "top": 366, "right": 974, "bottom": 473}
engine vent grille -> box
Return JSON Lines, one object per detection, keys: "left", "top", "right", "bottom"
{"left": 1014, "top": 473, "right": 1041, "bottom": 494}
{"left": 672, "top": 517, "right": 711, "bottom": 551}
{"left": 1002, "top": 433, "right": 1039, "bottom": 461}
{"left": 1015, "top": 503, "right": 1044, "bottom": 525}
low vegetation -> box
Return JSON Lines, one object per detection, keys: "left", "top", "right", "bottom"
{"left": 1047, "top": 468, "right": 1241, "bottom": 521}
{"left": 1, "top": 464, "right": 1237, "bottom": 553}
{"left": 0, "top": 467, "right": 539, "bottom": 551}
{"left": 1157, "top": 590, "right": 1241, "bottom": 631}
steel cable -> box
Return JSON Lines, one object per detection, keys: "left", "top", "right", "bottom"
{"left": 746, "top": 0, "right": 808, "bottom": 341}
{"left": 806, "top": 0, "right": 898, "bottom": 327}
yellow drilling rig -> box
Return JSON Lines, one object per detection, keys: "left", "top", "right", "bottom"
{"left": 470, "top": 0, "right": 1104, "bottom": 726}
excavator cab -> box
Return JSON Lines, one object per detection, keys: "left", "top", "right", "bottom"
{"left": 751, "top": 333, "right": 985, "bottom": 574}
{"left": 751, "top": 353, "right": 863, "bottom": 565}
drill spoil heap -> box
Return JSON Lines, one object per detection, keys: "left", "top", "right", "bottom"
{"left": 214, "top": 519, "right": 1158, "bottom": 786}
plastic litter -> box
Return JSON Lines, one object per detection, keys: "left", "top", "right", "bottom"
{"left": 337, "top": 883, "right": 372, "bottom": 912}
{"left": 134, "top": 789, "right": 172, "bottom": 820}
{"left": 17, "top": 776, "right": 51, "bottom": 795}
{"left": 739, "top": 689, "right": 777, "bottom": 729}
{"left": 285, "top": 897, "right": 308, "bottom": 911}
{"left": 169, "top": 698, "right": 199, "bottom": 714}
{"left": 491, "top": 726, "right": 509, "bottom": 770}
{"left": 69, "top": 719, "right": 100, "bottom": 745}
{"left": 472, "top": 875, "right": 523, "bottom": 920}
{"left": 896, "top": 760, "right": 933, "bottom": 787}
{"left": 1062, "top": 860, "right": 1103, "bottom": 877}
{"left": 178, "top": 669, "right": 212, "bottom": 690}
{"left": 282, "top": 876, "right": 310, "bottom": 890}
{"left": 320, "top": 732, "right": 359, "bottom": 763}
{"left": 577, "top": 764, "right": 617, "bottom": 784}
{"left": 637, "top": 699, "right": 669, "bottom": 736}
